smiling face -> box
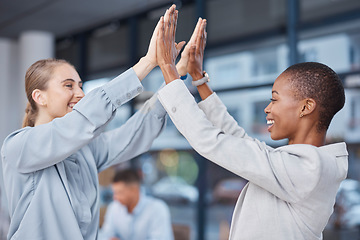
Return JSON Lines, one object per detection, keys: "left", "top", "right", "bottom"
{"left": 40, "top": 63, "right": 84, "bottom": 121}
{"left": 264, "top": 72, "right": 304, "bottom": 142}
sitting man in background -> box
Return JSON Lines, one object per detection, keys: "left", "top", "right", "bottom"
{"left": 99, "top": 169, "right": 174, "bottom": 240}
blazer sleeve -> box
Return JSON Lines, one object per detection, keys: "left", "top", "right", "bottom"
{"left": 157, "top": 80, "right": 323, "bottom": 203}
{"left": 198, "top": 92, "right": 252, "bottom": 139}
{"left": 2, "top": 68, "right": 143, "bottom": 174}
{"left": 91, "top": 91, "right": 167, "bottom": 172}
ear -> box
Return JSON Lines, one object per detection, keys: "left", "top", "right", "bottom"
{"left": 300, "top": 98, "right": 316, "bottom": 117}
{"left": 32, "top": 89, "right": 47, "bottom": 107}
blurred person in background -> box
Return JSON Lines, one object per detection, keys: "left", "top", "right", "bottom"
{"left": 100, "top": 169, "right": 173, "bottom": 240}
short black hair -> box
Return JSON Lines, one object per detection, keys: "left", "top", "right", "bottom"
{"left": 112, "top": 169, "right": 141, "bottom": 184}
{"left": 283, "top": 62, "right": 345, "bottom": 132}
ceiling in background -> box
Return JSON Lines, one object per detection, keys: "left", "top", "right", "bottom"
{"left": 0, "top": 0, "right": 173, "bottom": 39}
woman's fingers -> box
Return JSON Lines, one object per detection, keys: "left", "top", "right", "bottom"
{"left": 163, "top": 7, "right": 170, "bottom": 24}
{"left": 200, "top": 20, "right": 207, "bottom": 52}
{"left": 164, "top": 5, "right": 176, "bottom": 39}
{"left": 189, "top": 45, "right": 196, "bottom": 62}
{"left": 189, "top": 18, "right": 202, "bottom": 45}
{"left": 194, "top": 19, "right": 206, "bottom": 54}
{"left": 157, "top": 16, "right": 164, "bottom": 45}
{"left": 171, "top": 10, "right": 178, "bottom": 40}
{"left": 175, "top": 41, "right": 186, "bottom": 56}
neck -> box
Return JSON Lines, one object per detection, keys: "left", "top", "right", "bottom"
{"left": 34, "top": 109, "right": 54, "bottom": 126}
{"left": 127, "top": 192, "right": 140, "bottom": 213}
{"left": 289, "top": 124, "right": 326, "bottom": 147}
{"left": 34, "top": 116, "right": 53, "bottom": 126}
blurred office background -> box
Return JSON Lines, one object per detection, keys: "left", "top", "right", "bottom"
{"left": 1, "top": 0, "right": 360, "bottom": 239}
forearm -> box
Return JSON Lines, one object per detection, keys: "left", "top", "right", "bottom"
{"left": 190, "top": 70, "right": 213, "bottom": 100}
{"left": 198, "top": 92, "right": 248, "bottom": 137}
{"left": 132, "top": 57, "right": 157, "bottom": 81}
{"left": 4, "top": 69, "right": 142, "bottom": 173}
{"left": 196, "top": 83, "right": 213, "bottom": 100}
{"left": 95, "top": 94, "right": 166, "bottom": 171}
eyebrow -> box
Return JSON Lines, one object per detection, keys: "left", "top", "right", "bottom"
{"left": 272, "top": 90, "right": 279, "bottom": 95}
{"left": 61, "top": 79, "right": 83, "bottom": 84}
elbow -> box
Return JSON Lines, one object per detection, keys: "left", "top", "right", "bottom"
{"left": 15, "top": 159, "right": 38, "bottom": 174}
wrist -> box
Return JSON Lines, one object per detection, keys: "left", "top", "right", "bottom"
{"left": 141, "top": 56, "right": 157, "bottom": 70}
{"left": 192, "top": 71, "right": 209, "bottom": 87}
{"left": 177, "top": 67, "right": 187, "bottom": 77}
{"left": 190, "top": 72, "right": 203, "bottom": 81}
{"left": 176, "top": 60, "right": 187, "bottom": 76}
{"left": 160, "top": 64, "right": 180, "bottom": 84}
{"left": 132, "top": 57, "right": 157, "bottom": 81}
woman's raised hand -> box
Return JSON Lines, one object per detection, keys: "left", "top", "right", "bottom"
{"left": 157, "top": 5, "right": 185, "bottom": 67}
{"left": 144, "top": 5, "right": 185, "bottom": 68}
{"left": 157, "top": 4, "right": 185, "bottom": 83}
{"left": 187, "top": 18, "right": 207, "bottom": 80}
{"left": 144, "top": 17, "right": 162, "bottom": 68}
{"left": 133, "top": 4, "right": 184, "bottom": 81}
{"left": 176, "top": 17, "right": 203, "bottom": 76}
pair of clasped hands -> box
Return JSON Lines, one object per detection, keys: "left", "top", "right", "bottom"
{"left": 146, "top": 4, "right": 207, "bottom": 86}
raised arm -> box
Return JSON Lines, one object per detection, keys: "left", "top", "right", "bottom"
{"left": 133, "top": 17, "right": 160, "bottom": 81}
{"left": 92, "top": 92, "right": 166, "bottom": 172}
{"left": 156, "top": 5, "right": 183, "bottom": 83}
{"left": 186, "top": 18, "right": 213, "bottom": 100}
{"left": 2, "top": 69, "right": 143, "bottom": 173}
{"left": 2, "top": 11, "right": 173, "bottom": 173}
{"left": 158, "top": 80, "right": 325, "bottom": 203}
{"left": 176, "top": 17, "right": 202, "bottom": 77}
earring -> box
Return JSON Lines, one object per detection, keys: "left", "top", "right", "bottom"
{"left": 300, "top": 113, "right": 304, "bottom": 118}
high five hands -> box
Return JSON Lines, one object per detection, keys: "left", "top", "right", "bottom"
{"left": 157, "top": 4, "right": 207, "bottom": 84}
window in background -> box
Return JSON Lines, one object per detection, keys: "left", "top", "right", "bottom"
{"left": 349, "top": 31, "right": 360, "bottom": 71}
{"left": 299, "top": 33, "right": 351, "bottom": 74}
{"left": 343, "top": 90, "right": 360, "bottom": 143}
{"left": 206, "top": 0, "right": 286, "bottom": 45}
{"left": 300, "top": 0, "right": 360, "bottom": 22}
{"left": 56, "top": 37, "right": 81, "bottom": 70}
{"left": 88, "top": 22, "right": 129, "bottom": 73}
{"left": 252, "top": 100, "right": 270, "bottom": 136}
{"left": 138, "top": 3, "right": 196, "bottom": 59}
{"left": 205, "top": 44, "right": 286, "bottom": 90}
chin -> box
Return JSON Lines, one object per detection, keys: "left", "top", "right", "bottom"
{"left": 270, "top": 134, "right": 285, "bottom": 141}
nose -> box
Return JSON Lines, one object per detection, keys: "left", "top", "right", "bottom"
{"left": 75, "top": 85, "right": 85, "bottom": 99}
{"left": 264, "top": 102, "right": 271, "bottom": 114}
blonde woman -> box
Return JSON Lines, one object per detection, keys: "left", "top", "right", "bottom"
{"left": 0, "top": 7, "right": 186, "bottom": 240}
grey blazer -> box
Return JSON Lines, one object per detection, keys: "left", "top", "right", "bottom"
{"left": 1, "top": 68, "right": 166, "bottom": 240}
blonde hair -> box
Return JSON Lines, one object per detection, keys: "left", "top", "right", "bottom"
{"left": 22, "top": 58, "right": 73, "bottom": 127}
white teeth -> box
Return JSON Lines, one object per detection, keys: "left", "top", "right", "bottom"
{"left": 68, "top": 103, "right": 75, "bottom": 108}
{"left": 267, "top": 120, "right": 274, "bottom": 125}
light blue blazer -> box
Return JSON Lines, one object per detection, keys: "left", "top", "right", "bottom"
{"left": 1, "top": 68, "right": 167, "bottom": 240}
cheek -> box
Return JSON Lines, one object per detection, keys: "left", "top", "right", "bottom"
{"left": 272, "top": 104, "right": 299, "bottom": 128}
